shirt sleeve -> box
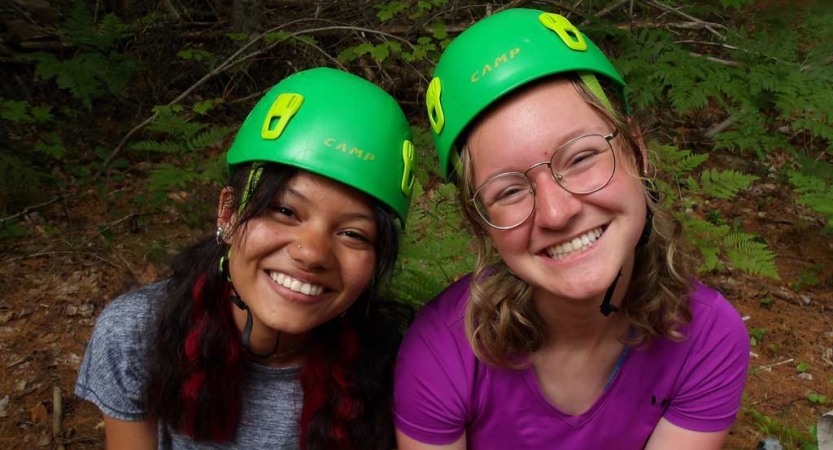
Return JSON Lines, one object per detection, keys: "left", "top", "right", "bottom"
{"left": 74, "top": 287, "right": 159, "bottom": 421}
{"left": 393, "top": 292, "right": 471, "bottom": 445}
{"left": 664, "top": 290, "right": 750, "bottom": 432}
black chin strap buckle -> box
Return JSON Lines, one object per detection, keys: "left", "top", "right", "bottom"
{"left": 599, "top": 271, "right": 622, "bottom": 317}
{"left": 229, "top": 292, "right": 280, "bottom": 358}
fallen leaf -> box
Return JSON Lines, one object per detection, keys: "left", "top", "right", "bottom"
{"left": 30, "top": 402, "right": 48, "bottom": 424}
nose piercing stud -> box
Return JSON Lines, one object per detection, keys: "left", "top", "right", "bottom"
{"left": 297, "top": 244, "right": 302, "bottom": 249}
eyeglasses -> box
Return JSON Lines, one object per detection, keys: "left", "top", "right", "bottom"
{"left": 471, "top": 131, "right": 618, "bottom": 230}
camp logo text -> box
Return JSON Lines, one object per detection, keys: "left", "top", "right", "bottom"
{"left": 323, "top": 138, "right": 376, "bottom": 161}
{"left": 470, "top": 48, "right": 521, "bottom": 83}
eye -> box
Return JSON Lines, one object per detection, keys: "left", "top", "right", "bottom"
{"left": 339, "top": 228, "right": 377, "bottom": 249}
{"left": 269, "top": 203, "right": 297, "bottom": 219}
{"left": 565, "top": 149, "right": 603, "bottom": 169}
{"left": 341, "top": 230, "right": 370, "bottom": 242}
{"left": 495, "top": 186, "right": 527, "bottom": 203}
{"left": 481, "top": 177, "right": 530, "bottom": 207}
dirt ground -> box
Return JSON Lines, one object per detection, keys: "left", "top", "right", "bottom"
{"left": 0, "top": 162, "right": 831, "bottom": 450}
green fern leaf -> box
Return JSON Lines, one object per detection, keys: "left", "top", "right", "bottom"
{"left": 700, "top": 169, "right": 758, "bottom": 199}
{"left": 725, "top": 238, "right": 780, "bottom": 279}
{"left": 185, "top": 126, "right": 235, "bottom": 152}
{"left": 131, "top": 140, "right": 184, "bottom": 153}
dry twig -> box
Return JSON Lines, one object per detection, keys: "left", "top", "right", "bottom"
{"left": 53, "top": 386, "right": 65, "bottom": 450}
{"left": 639, "top": 0, "right": 726, "bottom": 39}
{"left": 0, "top": 197, "right": 62, "bottom": 225}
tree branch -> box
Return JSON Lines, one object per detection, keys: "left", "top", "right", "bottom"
{"left": 0, "top": 197, "right": 62, "bottom": 225}
{"left": 582, "top": 0, "right": 630, "bottom": 25}
{"left": 639, "top": 0, "right": 726, "bottom": 39}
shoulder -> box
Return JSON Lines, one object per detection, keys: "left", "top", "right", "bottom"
{"left": 75, "top": 282, "right": 169, "bottom": 421}
{"left": 397, "top": 274, "right": 472, "bottom": 366}
{"left": 394, "top": 275, "right": 476, "bottom": 443}
{"left": 413, "top": 274, "right": 472, "bottom": 329}
{"left": 93, "top": 282, "right": 167, "bottom": 337}
{"left": 657, "top": 281, "right": 750, "bottom": 432}
{"left": 685, "top": 281, "right": 747, "bottom": 342}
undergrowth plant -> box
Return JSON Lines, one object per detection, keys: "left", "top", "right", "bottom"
{"left": 390, "top": 126, "right": 474, "bottom": 305}
{"left": 743, "top": 407, "right": 819, "bottom": 450}
{"left": 129, "top": 106, "right": 234, "bottom": 223}
{"left": 23, "top": 1, "right": 137, "bottom": 108}
{"left": 611, "top": 0, "right": 832, "bottom": 239}
{"left": 651, "top": 141, "right": 779, "bottom": 278}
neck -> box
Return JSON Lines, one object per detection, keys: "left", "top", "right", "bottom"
{"left": 533, "top": 262, "right": 634, "bottom": 349}
{"left": 230, "top": 303, "right": 310, "bottom": 367}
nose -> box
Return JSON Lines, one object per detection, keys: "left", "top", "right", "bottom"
{"left": 287, "top": 225, "right": 332, "bottom": 270}
{"left": 531, "top": 170, "right": 582, "bottom": 230}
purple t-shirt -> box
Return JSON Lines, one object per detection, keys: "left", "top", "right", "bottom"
{"left": 394, "top": 276, "right": 749, "bottom": 449}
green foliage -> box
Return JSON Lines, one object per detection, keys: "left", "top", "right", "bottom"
{"left": 723, "top": 232, "right": 780, "bottom": 279}
{"left": 744, "top": 407, "right": 818, "bottom": 450}
{"left": 389, "top": 126, "right": 474, "bottom": 305}
{"left": 720, "top": 0, "right": 756, "bottom": 8}
{"left": 0, "top": 98, "right": 62, "bottom": 218}
{"left": 342, "top": 0, "right": 451, "bottom": 65}
{"left": 392, "top": 181, "right": 474, "bottom": 305}
{"left": 787, "top": 157, "right": 833, "bottom": 233}
{"left": 748, "top": 327, "right": 765, "bottom": 347}
{"left": 796, "top": 362, "right": 810, "bottom": 373}
{"left": 131, "top": 109, "right": 233, "bottom": 209}
{"left": 652, "top": 142, "right": 779, "bottom": 278}
{"left": 807, "top": 392, "right": 827, "bottom": 405}
{"left": 615, "top": 27, "right": 732, "bottom": 113}
{"left": 376, "top": 0, "right": 448, "bottom": 21}
{"left": 697, "top": 169, "right": 758, "bottom": 200}
{"left": 792, "top": 263, "right": 823, "bottom": 292}
{"left": 23, "top": 1, "right": 137, "bottom": 108}
{"left": 613, "top": 1, "right": 832, "bottom": 167}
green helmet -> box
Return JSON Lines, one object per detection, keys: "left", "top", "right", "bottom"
{"left": 427, "top": 8, "right": 628, "bottom": 180}
{"left": 227, "top": 67, "right": 415, "bottom": 226}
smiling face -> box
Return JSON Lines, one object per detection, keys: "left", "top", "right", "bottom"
{"left": 466, "top": 78, "right": 646, "bottom": 304}
{"left": 219, "top": 170, "right": 378, "bottom": 349}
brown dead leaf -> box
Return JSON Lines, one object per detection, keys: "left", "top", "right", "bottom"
{"left": 29, "top": 402, "right": 48, "bottom": 424}
{"left": 138, "top": 263, "right": 159, "bottom": 285}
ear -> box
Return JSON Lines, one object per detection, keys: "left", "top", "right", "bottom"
{"left": 628, "top": 117, "right": 649, "bottom": 176}
{"left": 217, "top": 187, "right": 236, "bottom": 241}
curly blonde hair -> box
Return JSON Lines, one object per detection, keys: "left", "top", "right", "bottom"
{"left": 456, "top": 76, "right": 695, "bottom": 368}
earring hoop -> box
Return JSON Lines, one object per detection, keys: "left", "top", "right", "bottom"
{"left": 216, "top": 227, "right": 224, "bottom": 245}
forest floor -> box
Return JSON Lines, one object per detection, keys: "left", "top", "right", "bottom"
{"left": 0, "top": 150, "right": 831, "bottom": 450}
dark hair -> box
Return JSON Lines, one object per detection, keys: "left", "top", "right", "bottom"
{"left": 144, "top": 162, "right": 411, "bottom": 449}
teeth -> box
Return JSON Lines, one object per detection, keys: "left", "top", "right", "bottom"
{"left": 269, "top": 272, "right": 325, "bottom": 296}
{"left": 546, "top": 227, "right": 604, "bottom": 260}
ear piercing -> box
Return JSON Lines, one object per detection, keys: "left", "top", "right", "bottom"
{"left": 216, "top": 227, "right": 224, "bottom": 245}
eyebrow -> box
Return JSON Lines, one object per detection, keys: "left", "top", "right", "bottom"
{"left": 479, "top": 127, "right": 613, "bottom": 180}
{"left": 284, "top": 187, "right": 376, "bottom": 224}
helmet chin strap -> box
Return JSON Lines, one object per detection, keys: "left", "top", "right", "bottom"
{"left": 230, "top": 293, "right": 281, "bottom": 358}
{"left": 598, "top": 202, "right": 655, "bottom": 317}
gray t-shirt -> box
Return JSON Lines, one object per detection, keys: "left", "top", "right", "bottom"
{"left": 75, "top": 282, "right": 303, "bottom": 449}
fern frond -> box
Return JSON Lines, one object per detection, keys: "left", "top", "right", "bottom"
{"left": 148, "top": 111, "right": 207, "bottom": 139}
{"left": 787, "top": 169, "right": 833, "bottom": 229}
{"left": 185, "top": 126, "right": 235, "bottom": 152}
{"left": 148, "top": 163, "right": 200, "bottom": 191}
{"left": 699, "top": 169, "right": 758, "bottom": 199}
{"left": 725, "top": 239, "right": 780, "bottom": 279}
{"left": 131, "top": 140, "right": 184, "bottom": 153}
